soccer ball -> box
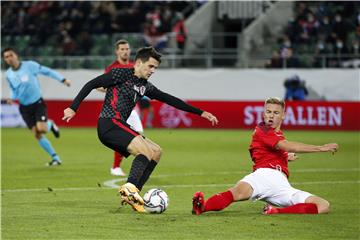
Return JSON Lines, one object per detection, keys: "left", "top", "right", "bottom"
{"left": 143, "top": 188, "right": 169, "bottom": 214}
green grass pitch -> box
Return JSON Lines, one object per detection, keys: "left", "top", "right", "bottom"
{"left": 2, "top": 128, "right": 359, "bottom": 239}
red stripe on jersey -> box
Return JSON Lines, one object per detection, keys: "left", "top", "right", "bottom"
{"left": 112, "top": 119, "right": 139, "bottom": 137}
{"left": 111, "top": 87, "right": 121, "bottom": 119}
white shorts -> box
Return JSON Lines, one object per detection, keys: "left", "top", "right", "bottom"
{"left": 240, "top": 168, "right": 312, "bottom": 207}
{"left": 127, "top": 110, "right": 143, "bottom": 133}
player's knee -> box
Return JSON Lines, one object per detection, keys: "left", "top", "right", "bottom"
{"left": 317, "top": 200, "right": 330, "bottom": 214}
{"left": 152, "top": 146, "right": 162, "bottom": 162}
{"left": 229, "top": 181, "right": 252, "bottom": 201}
{"left": 140, "top": 149, "right": 153, "bottom": 160}
{"left": 36, "top": 125, "right": 47, "bottom": 134}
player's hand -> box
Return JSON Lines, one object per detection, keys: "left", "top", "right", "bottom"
{"left": 63, "top": 79, "right": 71, "bottom": 87}
{"left": 288, "top": 152, "right": 298, "bottom": 161}
{"left": 201, "top": 111, "right": 218, "bottom": 126}
{"left": 320, "top": 143, "right": 339, "bottom": 154}
{"left": 62, "top": 107, "right": 76, "bottom": 122}
{"left": 5, "top": 99, "right": 14, "bottom": 105}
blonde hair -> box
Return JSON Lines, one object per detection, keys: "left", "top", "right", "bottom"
{"left": 265, "top": 97, "right": 285, "bottom": 109}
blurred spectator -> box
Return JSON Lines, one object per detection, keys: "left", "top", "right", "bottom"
{"left": 172, "top": 12, "right": 187, "bottom": 54}
{"left": 143, "top": 6, "right": 170, "bottom": 52}
{"left": 284, "top": 75, "right": 308, "bottom": 101}
{"left": 318, "top": 15, "right": 333, "bottom": 43}
{"left": 331, "top": 13, "right": 349, "bottom": 43}
{"left": 270, "top": 1, "right": 359, "bottom": 68}
{"left": 1, "top": 1, "right": 197, "bottom": 57}
{"left": 349, "top": 39, "right": 359, "bottom": 55}
{"left": 282, "top": 48, "right": 300, "bottom": 68}
{"left": 60, "top": 30, "right": 76, "bottom": 55}
{"left": 266, "top": 51, "right": 282, "bottom": 68}
{"left": 76, "top": 31, "right": 93, "bottom": 55}
{"left": 312, "top": 39, "right": 331, "bottom": 67}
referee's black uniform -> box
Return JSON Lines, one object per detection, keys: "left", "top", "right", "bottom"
{"left": 69, "top": 68, "right": 203, "bottom": 157}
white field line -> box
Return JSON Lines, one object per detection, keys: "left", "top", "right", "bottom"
{"left": 2, "top": 168, "right": 359, "bottom": 193}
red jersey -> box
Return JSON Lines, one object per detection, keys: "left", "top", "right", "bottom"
{"left": 104, "top": 60, "right": 134, "bottom": 73}
{"left": 249, "top": 122, "right": 289, "bottom": 177}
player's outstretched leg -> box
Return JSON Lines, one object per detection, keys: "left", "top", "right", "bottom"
{"left": 192, "top": 190, "right": 234, "bottom": 215}
{"left": 192, "top": 191, "right": 205, "bottom": 215}
{"left": 37, "top": 135, "right": 61, "bottom": 166}
{"left": 119, "top": 182, "right": 145, "bottom": 213}
{"left": 263, "top": 203, "right": 319, "bottom": 214}
{"left": 263, "top": 195, "right": 329, "bottom": 214}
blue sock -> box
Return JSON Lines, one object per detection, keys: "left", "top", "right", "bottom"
{"left": 47, "top": 120, "right": 53, "bottom": 131}
{"left": 38, "top": 136, "right": 61, "bottom": 162}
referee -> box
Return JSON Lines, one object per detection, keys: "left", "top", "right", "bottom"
{"left": 3, "top": 47, "right": 71, "bottom": 166}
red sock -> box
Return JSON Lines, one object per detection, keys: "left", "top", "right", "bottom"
{"left": 204, "top": 190, "right": 234, "bottom": 212}
{"left": 113, "top": 152, "right": 123, "bottom": 168}
{"left": 275, "top": 203, "right": 318, "bottom": 214}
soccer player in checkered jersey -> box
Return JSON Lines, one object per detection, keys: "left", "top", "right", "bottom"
{"left": 98, "top": 39, "right": 143, "bottom": 177}
{"left": 192, "top": 97, "right": 338, "bottom": 215}
{"left": 2, "top": 47, "right": 71, "bottom": 166}
{"left": 63, "top": 46, "right": 218, "bottom": 212}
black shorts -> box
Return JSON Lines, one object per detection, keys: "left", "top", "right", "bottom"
{"left": 97, "top": 118, "right": 140, "bottom": 158}
{"left": 19, "top": 98, "right": 48, "bottom": 129}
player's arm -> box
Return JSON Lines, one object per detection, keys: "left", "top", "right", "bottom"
{"left": 149, "top": 88, "right": 218, "bottom": 125}
{"left": 287, "top": 152, "right": 298, "bottom": 161}
{"left": 96, "top": 66, "right": 111, "bottom": 93}
{"left": 277, "top": 140, "right": 338, "bottom": 154}
{"left": 62, "top": 72, "right": 114, "bottom": 122}
{"left": 31, "top": 61, "right": 71, "bottom": 86}
{"left": 5, "top": 76, "right": 17, "bottom": 104}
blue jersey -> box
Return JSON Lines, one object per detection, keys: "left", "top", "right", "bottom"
{"left": 5, "top": 61, "right": 65, "bottom": 105}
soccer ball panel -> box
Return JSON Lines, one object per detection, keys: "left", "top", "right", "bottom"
{"left": 143, "top": 188, "right": 169, "bottom": 214}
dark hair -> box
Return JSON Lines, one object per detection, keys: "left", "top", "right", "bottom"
{"left": 2, "top": 47, "right": 18, "bottom": 58}
{"left": 135, "top": 46, "right": 162, "bottom": 63}
{"left": 115, "top": 39, "right": 129, "bottom": 49}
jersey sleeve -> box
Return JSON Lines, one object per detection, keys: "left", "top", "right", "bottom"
{"left": 28, "top": 61, "right": 65, "bottom": 82}
{"left": 5, "top": 74, "right": 17, "bottom": 100}
{"left": 69, "top": 72, "right": 115, "bottom": 111}
{"left": 145, "top": 83, "right": 203, "bottom": 115}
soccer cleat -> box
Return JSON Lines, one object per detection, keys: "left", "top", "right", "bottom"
{"left": 110, "top": 167, "right": 126, "bottom": 176}
{"left": 121, "top": 197, "right": 146, "bottom": 213}
{"left": 192, "top": 191, "right": 205, "bottom": 215}
{"left": 50, "top": 121, "right": 60, "bottom": 138}
{"left": 119, "top": 182, "right": 144, "bottom": 205}
{"left": 47, "top": 160, "right": 62, "bottom": 167}
{"left": 263, "top": 204, "right": 279, "bottom": 215}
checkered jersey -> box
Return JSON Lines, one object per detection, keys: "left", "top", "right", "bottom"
{"left": 100, "top": 68, "right": 157, "bottom": 120}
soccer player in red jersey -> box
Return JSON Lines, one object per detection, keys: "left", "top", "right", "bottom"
{"left": 99, "top": 39, "right": 143, "bottom": 176}
{"left": 192, "top": 97, "right": 338, "bottom": 215}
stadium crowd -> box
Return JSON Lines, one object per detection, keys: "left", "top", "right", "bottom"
{"left": 2, "top": 1, "right": 358, "bottom": 68}
{"left": 267, "top": 1, "right": 359, "bottom": 68}
{"left": 1, "top": 1, "right": 195, "bottom": 56}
